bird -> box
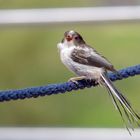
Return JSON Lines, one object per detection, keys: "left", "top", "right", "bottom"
{"left": 57, "top": 30, "right": 140, "bottom": 134}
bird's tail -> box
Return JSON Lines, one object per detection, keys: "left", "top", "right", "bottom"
{"left": 100, "top": 72, "right": 140, "bottom": 135}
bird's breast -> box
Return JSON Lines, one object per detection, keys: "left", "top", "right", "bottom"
{"left": 60, "top": 46, "right": 76, "bottom": 71}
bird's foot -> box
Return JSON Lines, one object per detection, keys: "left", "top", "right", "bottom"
{"left": 68, "top": 76, "right": 86, "bottom": 84}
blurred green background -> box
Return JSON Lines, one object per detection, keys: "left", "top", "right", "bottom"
{"left": 0, "top": 1, "right": 139, "bottom": 128}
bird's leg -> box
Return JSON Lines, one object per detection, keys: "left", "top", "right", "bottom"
{"left": 68, "top": 76, "right": 86, "bottom": 83}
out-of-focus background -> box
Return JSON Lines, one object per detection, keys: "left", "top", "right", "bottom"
{"left": 0, "top": 0, "right": 139, "bottom": 129}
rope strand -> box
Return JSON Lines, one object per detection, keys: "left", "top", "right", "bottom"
{"left": 0, "top": 64, "right": 139, "bottom": 102}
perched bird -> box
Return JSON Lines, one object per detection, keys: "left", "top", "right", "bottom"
{"left": 57, "top": 30, "right": 140, "bottom": 134}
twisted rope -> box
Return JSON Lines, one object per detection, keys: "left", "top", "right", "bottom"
{"left": 0, "top": 64, "right": 139, "bottom": 102}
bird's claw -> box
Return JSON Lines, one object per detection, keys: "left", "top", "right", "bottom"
{"left": 68, "top": 76, "right": 86, "bottom": 84}
{"left": 68, "top": 78, "right": 79, "bottom": 84}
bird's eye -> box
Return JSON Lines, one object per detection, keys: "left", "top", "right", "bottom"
{"left": 75, "top": 36, "right": 78, "bottom": 40}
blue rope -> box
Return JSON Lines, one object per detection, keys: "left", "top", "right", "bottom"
{"left": 0, "top": 64, "right": 139, "bottom": 102}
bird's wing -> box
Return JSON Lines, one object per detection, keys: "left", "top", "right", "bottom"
{"left": 71, "top": 45, "right": 116, "bottom": 72}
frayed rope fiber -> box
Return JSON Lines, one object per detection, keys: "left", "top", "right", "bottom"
{"left": 0, "top": 64, "right": 139, "bottom": 102}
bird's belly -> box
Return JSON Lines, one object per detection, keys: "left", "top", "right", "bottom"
{"left": 60, "top": 50, "right": 103, "bottom": 79}
{"left": 71, "top": 62, "right": 103, "bottom": 79}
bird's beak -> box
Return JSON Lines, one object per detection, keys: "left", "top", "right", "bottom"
{"left": 66, "top": 35, "right": 73, "bottom": 42}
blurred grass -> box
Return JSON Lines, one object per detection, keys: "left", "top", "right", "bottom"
{"left": 0, "top": 0, "right": 97, "bottom": 9}
{"left": 0, "top": 23, "right": 139, "bottom": 127}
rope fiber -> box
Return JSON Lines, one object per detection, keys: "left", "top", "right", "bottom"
{"left": 0, "top": 64, "right": 139, "bottom": 102}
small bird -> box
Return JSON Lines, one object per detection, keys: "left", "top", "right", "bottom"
{"left": 57, "top": 30, "right": 140, "bottom": 134}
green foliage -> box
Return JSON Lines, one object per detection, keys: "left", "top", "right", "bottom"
{"left": 0, "top": 23, "right": 139, "bottom": 127}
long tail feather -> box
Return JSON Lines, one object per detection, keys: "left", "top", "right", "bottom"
{"left": 100, "top": 72, "right": 140, "bottom": 134}
{"left": 105, "top": 84, "right": 133, "bottom": 135}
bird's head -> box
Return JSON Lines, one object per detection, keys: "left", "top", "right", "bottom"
{"left": 62, "top": 30, "right": 85, "bottom": 46}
